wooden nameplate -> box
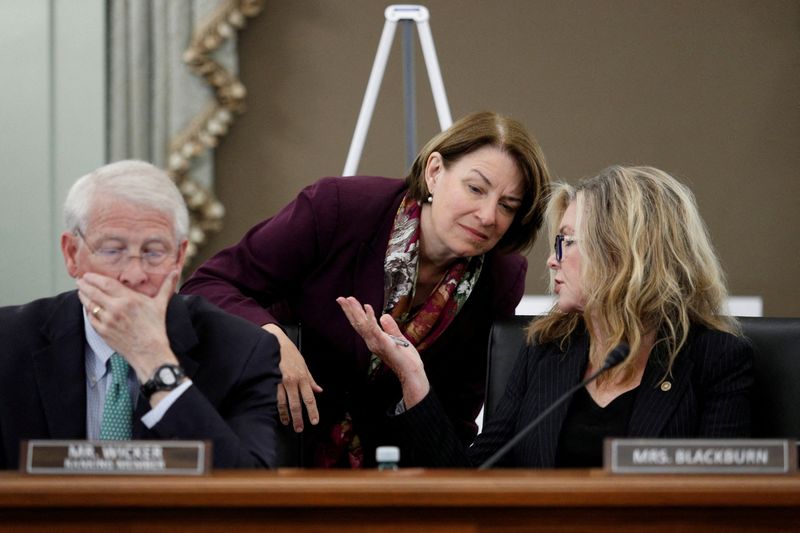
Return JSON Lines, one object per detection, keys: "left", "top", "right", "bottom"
{"left": 605, "top": 438, "right": 796, "bottom": 474}
{"left": 21, "top": 440, "right": 210, "bottom": 475}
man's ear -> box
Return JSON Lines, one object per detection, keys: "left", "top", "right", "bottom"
{"left": 60, "top": 232, "right": 81, "bottom": 279}
{"left": 175, "top": 239, "right": 189, "bottom": 272}
{"left": 424, "top": 151, "right": 444, "bottom": 196}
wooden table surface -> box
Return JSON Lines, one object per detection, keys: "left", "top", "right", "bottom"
{"left": 1, "top": 468, "right": 798, "bottom": 531}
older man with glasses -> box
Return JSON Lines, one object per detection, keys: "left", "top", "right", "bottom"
{"left": 0, "top": 160, "right": 281, "bottom": 470}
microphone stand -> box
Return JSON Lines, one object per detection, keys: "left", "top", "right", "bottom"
{"left": 478, "top": 344, "right": 629, "bottom": 470}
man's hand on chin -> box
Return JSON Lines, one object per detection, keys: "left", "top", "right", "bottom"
{"left": 77, "top": 270, "right": 181, "bottom": 383}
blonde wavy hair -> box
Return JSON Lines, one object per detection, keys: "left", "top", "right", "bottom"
{"left": 530, "top": 165, "right": 740, "bottom": 382}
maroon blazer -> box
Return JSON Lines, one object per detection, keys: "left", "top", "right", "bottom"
{"left": 181, "top": 176, "right": 527, "bottom": 466}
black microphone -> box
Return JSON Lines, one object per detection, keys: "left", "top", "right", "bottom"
{"left": 478, "top": 343, "right": 630, "bottom": 469}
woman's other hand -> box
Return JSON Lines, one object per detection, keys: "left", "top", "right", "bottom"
{"left": 336, "top": 296, "right": 430, "bottom": 408}
{"left": 262, "top": 324, "right": 323, "bottom": 432}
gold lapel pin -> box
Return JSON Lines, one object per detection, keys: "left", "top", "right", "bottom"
{"left": 660, "top": 381, "right": 672, "bottom": 392}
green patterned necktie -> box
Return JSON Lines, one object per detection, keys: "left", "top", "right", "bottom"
{"left": 100, "top": 353, "right": 133, "bottom": 440}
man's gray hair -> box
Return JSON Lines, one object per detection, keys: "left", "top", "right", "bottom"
{"left": 63, "top": 160, "right": 189, "bottom": 242}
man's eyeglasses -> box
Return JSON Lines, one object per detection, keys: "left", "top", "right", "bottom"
{"left": 75, "top": 229, "right": 172, "bottom": 272}
{"left": 554, "top": 234, "right": 577, "bottom": 263}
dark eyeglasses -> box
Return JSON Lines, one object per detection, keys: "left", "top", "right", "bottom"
{"left": 553, "top": 234, "right": 577, "bottom": 263}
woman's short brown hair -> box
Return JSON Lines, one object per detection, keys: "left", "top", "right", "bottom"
{"left": 405, "top": 111, "right": 551, "bottom": 253}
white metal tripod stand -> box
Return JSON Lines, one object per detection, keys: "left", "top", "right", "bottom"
{"left": 343, "top": 5, "right": 452, "bottom": 176}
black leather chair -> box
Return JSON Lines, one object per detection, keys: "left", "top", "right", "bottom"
{"left": 484, "top": 315, "right": 532, "bottom": 424}
{"left": 485, "top": 316, "right": 800, "bottom": 439}
{"left": 740, "top": 317, "right": 800, "bottom": 439}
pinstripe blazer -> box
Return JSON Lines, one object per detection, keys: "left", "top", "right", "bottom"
{"left": 398, "top": 323, "right": 754, "bottom": 467}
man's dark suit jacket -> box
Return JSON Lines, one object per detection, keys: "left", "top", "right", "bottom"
{"left": 398, "top": 323, "right": 754, "bottom": 467}
{"left": 181, "top": 176, "right": 527, "bottom": 466}
{"left": 0, "top": 291, "right": 281, "bottom": 469}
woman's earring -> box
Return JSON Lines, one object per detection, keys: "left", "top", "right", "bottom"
{"left": 426, "top": 195, "right": 433, "bottom": 204}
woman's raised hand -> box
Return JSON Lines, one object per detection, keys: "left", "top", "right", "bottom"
{"left": 336, "top": 296, "right": 430, "bottom": 408}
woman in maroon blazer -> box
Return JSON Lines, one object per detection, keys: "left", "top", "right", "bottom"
{"left": 181, "top": 112, "right": 551, "bottom": 467}
{"left": 340, "top": 165, "right": 753, "bottom": 468}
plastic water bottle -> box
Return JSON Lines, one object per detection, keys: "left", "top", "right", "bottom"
{"left": 376, "top": 445, "right": 400, "bottom": 470}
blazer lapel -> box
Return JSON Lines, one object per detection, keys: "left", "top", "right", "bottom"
{"left": 628, "top": 345, "right": 693, "bottom": 437}
{"left": 163, "top": 295, "right": 200, "bottom": 376}
{"left": 31, "top": 292, "right": 88, "bottom": 439}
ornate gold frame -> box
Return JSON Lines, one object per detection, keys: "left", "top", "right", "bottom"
{"left": 165, "top": 0, "right": 263, "bottom": 265}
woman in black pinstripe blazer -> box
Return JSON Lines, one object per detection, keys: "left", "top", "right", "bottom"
{"left": 338, "top": 165, "right": 753, "bottom": 467}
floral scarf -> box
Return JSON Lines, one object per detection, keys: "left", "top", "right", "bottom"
{"left": 372, "top": 194, "right": 484, "bottom": 374}
{"left": 316, "top": 194, "right": 483, "bottom": 468}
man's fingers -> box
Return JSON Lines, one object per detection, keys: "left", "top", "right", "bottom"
{"left": 156, "top": 270, "right": 179, "bottom": 307}
{"left": 76, "top": 278, "right": 105, "bottom": 308}
{"left": 80, "top": 272, "right": 121, "bottom": 296}
{"left": 76, "top": 283, "right": 108, "bottom": 323}
{"left": 76, "top": 288, "right": 92, "bottom": 310}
